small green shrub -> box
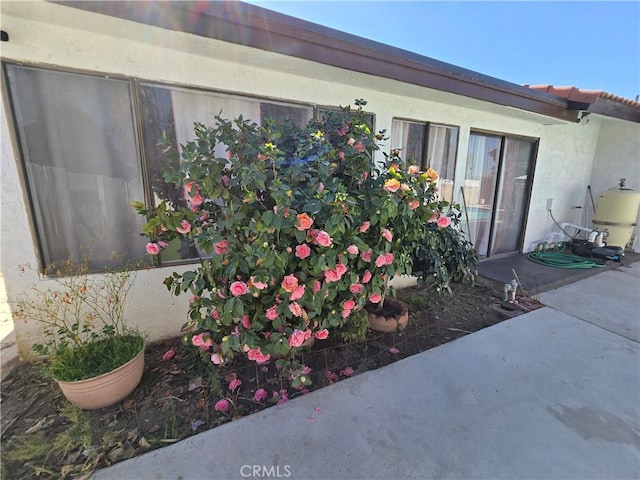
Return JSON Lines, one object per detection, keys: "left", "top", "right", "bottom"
{"left": 52, "top": 334, "right": 144, "bottom": 382}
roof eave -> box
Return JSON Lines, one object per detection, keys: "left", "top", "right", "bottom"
{"left": 50, "top": 0, "right": 578, "bottom": 123}
{"left": 587, "top": 98, "right": 640, "bottom": 123}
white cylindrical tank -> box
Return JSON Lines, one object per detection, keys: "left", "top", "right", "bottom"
{"left": 592, "top": 183, "right": 640, "bottom": 249}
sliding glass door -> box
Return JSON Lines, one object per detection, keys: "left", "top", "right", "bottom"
{"left": 464, "top": 133, "right": 536, "bottom": 257}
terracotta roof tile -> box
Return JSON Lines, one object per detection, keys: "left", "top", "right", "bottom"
{"left": 525, "top": 85, "right": 640, "bottom": 108}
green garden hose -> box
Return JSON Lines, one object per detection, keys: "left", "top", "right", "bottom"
{"left": 527, "top": 251, "right": 606, "bottom": 269}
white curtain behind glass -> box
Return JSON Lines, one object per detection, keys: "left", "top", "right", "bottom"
{"left": 427, "top": 125, "right": 456, "bottom": 204}
{"left": 7, "top": 66, "right": 146, "bottom": 269}
{"left": 171, "top": 90, "right": 260, "bottom": 158}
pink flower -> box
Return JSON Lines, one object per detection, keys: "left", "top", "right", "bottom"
{"left": 157, "top": 241, "right": 169, "bottom": 248}
{"left": 349, "top": 283, "right": 364, "bottom": 294}
{"left": 359, "top": 221, "right": 371, "bottom": 233}
{"left": 382, "top": 229, "right": 393, "bottom": 242}
{"left": 184, "top": 180, "right": 200, "bottom": 196}
{"left": 315, "top": 329, "right": 329, "bottom": 340}
{"left": 276, "top": 390, "right": 289, "bottom": 404}
{"left": 313, "top": 280, "right": 322, "bottom": 294}
{"left": 228, "top": 378, "right": 242, "bottom": 392}
{"left": 347, "top": 137, "right": 356, "bottom": 146}
{"left": 375, "top": 253, "right": 395, "bottom": 267}
{"left": 389, "top": 347, "right": 400, "bottom": 355}
{"left": 338, "top": 151, "right": 345, "bottom": 161}
{"left": 314, "top": 230, "right": 333, "bottom": 247}
{"left": 145, "top": 242, "right": 161, "bottom": 255}
{"left": 214, "top": 399, "right": 229, "bottom": 412}
{"left": 176, "top": 220, "right": 192, "bottom": 234}
{"left": 211, "top": 309, "right": 220, "bottom": 320}
{"left": 346, "top": 245, "right": 359, "bottom": 255}
{"left": 211, "top": 353, "right": 224, "bottom": 365}
{"left": 408, "top": 165, "right": 420, "bottom": 175}
{"left": 189, "top": 193, "right": 204, "bottom": 207}
{"left": 437, "top": 216, "right": 452, "bottom": 228}
{"left": 341, "top": 309, "right": 352, "bottom": 318}
{"left": 247, "top": 348, "right": 271, "bottom": 364}
{"left": 324, "top": 268, "right": 341, "bottom": 283}
{"left": 338, "top": 124, "right": 349, "bottom": 136}
{"left": 369, "top": 293, "right": 382, "bottom": 303}
{"left": 253, "top": 388, "right": 268, "bottom": 402}
{"left": 343, "top": 300, "right": 356, "bottom": 311}
{"left": 214, "top": 240, "right": 229, "bottom": 255}
{"left": 341, "top": 367, "right": 354, "bottom": 377}
{"left": 230, "top": 281, "right": 248, "bottom": 296}
{"left": 192, "top": 333, "right": 213, "bottom": 350}
{"left": 288, "top": 302, "right": 303, "bottom": 317}
{"left": 289, "top": 329, "right": 306, "bottom": 347}
{"left": 162, "top": 348, "right": 176, "bottom": 361}
{"left": 362, "top": 270, "right": 372, "bottom": 283}
{"left": 354, "top": 142, "right": 365, "bottom": 153}
{"left": 266, "top": 305, "right": 278, "bottom": 321}
{"left": 360, "top": 250, "right": 373, "bottom": 262}
{"left": 295, "top": 244, "right": 311, "bottom": 259}
{"left": 335, "top": 263, "right": 347, "bottom": 276}
{"left": 428, "top": 212, "right": 439, "bottom": 223}
{"left": 290, "top": 285, "right": 305, "bottom": 301}
{"left": 325, "top": 370, "right": 338, "bottom": 383}
{"left": 281, "top": 275, "right": 299, "bottom": 293}
{"left": 409, "top": 200, "right": 420, "bottom": 210}
{"left": 189, "top": 295, "right": 200, "bottom": 304}
{"left": 241, "top": 315, "right": 252, "bottom": 329}
{"left": 250, "top": 277, "right": 268, "bottom": 290}
{"left": 296, "top": 213, "right": 314, "bottom": 231}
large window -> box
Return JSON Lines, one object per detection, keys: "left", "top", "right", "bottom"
{"left": 391, "top": 120, "right": 458, "bottom": 204}
{"left": 4, "top": 64, "right": 315, "bottom": 270}
{"left": 5, "top": 65, "right": 148, "bottom": 270}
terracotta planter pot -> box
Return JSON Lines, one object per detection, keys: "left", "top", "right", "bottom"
{"left": 55, "top": 347, "right": 145, "bottom": 410}
{"left": 367, "top": 297, "right": 409, "bottom": 333}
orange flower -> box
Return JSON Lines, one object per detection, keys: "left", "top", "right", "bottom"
{"left": 426, "top": 168, "right": 439, "bottom": 181}
{"left": 296, "top": 213, "right": 314, "bottom": 231}
{"left": 383, "top": 178, "right": 401, "bottom": 192}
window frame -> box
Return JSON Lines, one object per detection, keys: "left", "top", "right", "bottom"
{"left": 2, "top": 61, "right": 322, "bottom": 272}
{"left": 391, "top": 117, "right": 460, "bottom": 203}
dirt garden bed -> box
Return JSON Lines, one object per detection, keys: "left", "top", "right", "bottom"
{"left": 0, "top": 280, "right": 542, "bottom": 480}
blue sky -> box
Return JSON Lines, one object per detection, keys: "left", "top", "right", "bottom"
{"left": 247, "top": 1, "right": 640, "bottom": 100}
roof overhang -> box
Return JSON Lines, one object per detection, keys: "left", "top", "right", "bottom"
{"left": 527, "top": 85, "right": 640, "bottom": 124}
{"left": 50, "top": 0, "right": 580, "bottom": 123}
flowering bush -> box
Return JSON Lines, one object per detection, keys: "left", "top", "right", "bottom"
{"left": 133, "top": 100, "right": 470, "bottom": 385}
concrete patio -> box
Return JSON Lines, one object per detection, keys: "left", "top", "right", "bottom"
{"left": 92, "top": 261, "right": 640, "bottom": 479}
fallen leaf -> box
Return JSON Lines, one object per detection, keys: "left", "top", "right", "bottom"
{"left": 138, "top": 437, "right": 151, "bottom": 449}
{"left": 25, "top": 416, "right": 52, "bottom": 434}
{"left": 188, "top": 376, "right": 203, "bottom": 391}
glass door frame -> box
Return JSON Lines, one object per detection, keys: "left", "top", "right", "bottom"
{"left": 468, "top": 129, "right": 539, "bottom": 258}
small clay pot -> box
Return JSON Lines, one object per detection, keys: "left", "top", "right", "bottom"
{"left": 367, "top": 297, "right": 409, "bottom": 333}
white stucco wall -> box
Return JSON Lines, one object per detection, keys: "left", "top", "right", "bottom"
{"left": 523, "top": 118, "right": 603, "bottom": 251}
{"left": 589, "top": 118, "right": 640, "bottom": 252}
{"left": 1, "top": 1, "right": 635, "bottom": 354}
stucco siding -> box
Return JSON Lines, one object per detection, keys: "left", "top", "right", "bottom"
{"left": 589, "top": 119, "right": 640, "bottom": 252}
